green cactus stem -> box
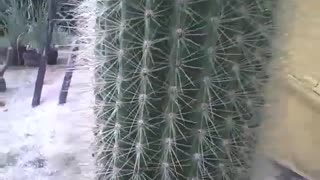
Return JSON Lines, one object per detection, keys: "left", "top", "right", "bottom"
{"left": 88, "top": 0, "right": 277, "bottom": 179}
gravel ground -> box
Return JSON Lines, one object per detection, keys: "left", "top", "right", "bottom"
{"left": 0, "top": 55, "right": 308, "bottom": 179}
{"left": 0, "top": 66, "right": 308, "bottom": 180}
{"left": 0, "top": 65, "right": 95, "bottom": 180}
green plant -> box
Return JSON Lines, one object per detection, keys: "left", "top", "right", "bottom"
{"left": 0, "top": 37, "right": 9, "bottom": 48}
{"left": 0, "top": 0, "right": 29, "bottom": 47}
{"left": 52, "top": 27, "right": 73, "bottom": 47}
{"left": 25, "top": 1, "right": 72, "bottom": 50}
{"left": 0, "top": 0, "right": 30, "bottom": 65}
{"left": 25, "top": 0, "right": 48, "bottom": 53}
{"left": 87, "top": 0, "right": 277, "bottom": 179}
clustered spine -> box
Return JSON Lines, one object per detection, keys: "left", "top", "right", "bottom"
{"left": 87, "top": 0, "right": 276, "bottom": 179}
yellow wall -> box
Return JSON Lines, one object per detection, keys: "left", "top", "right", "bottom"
{"left": 261, "top": 0, "right": 320, "bottom": 179}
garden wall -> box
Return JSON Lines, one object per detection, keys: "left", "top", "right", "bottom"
{"left": 261, "top": 0, "right": 320, "bottom": 179}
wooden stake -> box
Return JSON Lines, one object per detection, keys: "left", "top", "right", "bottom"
{"left": 58, "top": 46, "right": 78, "bottom": 104}
{"left": 31, "top": 0, "right": 57, "bottom": 107}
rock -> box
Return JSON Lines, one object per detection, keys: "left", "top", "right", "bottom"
{"left": 0, "top": 153, "right": 6, "bottom": 168}
{"left": 273, "top": 162, "right": 307, "bottom": 180}
{"left": 24, "top": 157, "right": 46, "bottom": 168}
{"left": 0, "top": 77, "right": 6, "bottom": 92}
{"left": 0, "top": 151, "right": 19, "bottom": 168}
{"left": 6, "top": 152, "right": 19, "bottom": 166}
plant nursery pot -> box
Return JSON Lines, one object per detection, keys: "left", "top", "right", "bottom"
{"left": 23, "top": 49, "right": 41, "bottom": 67}
{"left": 0, "top": 29, "right": 5, "bottom": 36}
{"left": 0, "top": 77, "right": 6, "bottom": 92}
{"left": 10, "top": 45, "right": 26, "bottom": 66}
{"left": 47, "top": 47, "right": 58, "bottom": 65}
{"left": 0, "top": 47, "right": 7, "bottom": 57}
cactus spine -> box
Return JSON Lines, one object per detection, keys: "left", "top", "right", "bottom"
{"left": 91, "top": 0, "right": 276, "bottom": 179}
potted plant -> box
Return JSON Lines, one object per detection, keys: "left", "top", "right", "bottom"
{"left": 0, "top": 0, "right": 29, "bottom": 66}
{"left": 24, "top": 0, "right": 59, "bottom": 66}
{"left": 23, "top": 20, "right": 46, "bottom": 67}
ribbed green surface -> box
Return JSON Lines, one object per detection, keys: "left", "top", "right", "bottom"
{"left": 94, "top": 0, "right": 276, "bottom": 179}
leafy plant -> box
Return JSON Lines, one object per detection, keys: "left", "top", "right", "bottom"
{"left": 25, "top": 0, "right": 73, "bottom": 51}
{"left": 0, "top": 37, "right": 9, "bottom": 48}
{"left": 0, "top": 0, "right": 36, "bottom": 65}
{"left": 79, "top": 0, "right": 278, "bottom": 179}
{"left": 52, "top": 27, "right": 73, "bottom": 47}
{"left": 24, "top": 0, "right": 48, "bottom": 53}
{"left": 0, "top": 0, "right": 29, "bottom": 47}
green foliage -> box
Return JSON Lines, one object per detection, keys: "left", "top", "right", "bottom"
{"left": 0, "top": 0, "right": 30, "bottom": 46}
{"left": 0, "top": 37, "right": 9, "bottom": 48}
{"left": 24, "top": 0, "right": 48, "bottom": 52}
{"left": 51, "top": 27, "right": 73, "bottom": 46}
{"left": 91, "top": 0, "right": 277, "bottom": 179}
{"left": 0, "top": 0, "right": 71, "bottom": 50}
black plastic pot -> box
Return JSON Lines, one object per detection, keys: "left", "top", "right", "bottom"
{"left": 0, "top": 77, "right": 6, "bottom": 92}
{"left": 10, "top": 45, "right": 26, "bottom": 66}
{"left": 23, "top": 49, "right": 41, "bottom": 67}
{"left": 47, "top": 47, "right": 58, "bottom": 65}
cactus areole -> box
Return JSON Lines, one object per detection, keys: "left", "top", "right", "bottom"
{"left": 92, "top": 0, "right": 276, "bottom": 179}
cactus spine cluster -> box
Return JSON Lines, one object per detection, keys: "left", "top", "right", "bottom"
{"left": 92, "top": 0, "right": 276, "bottom": 179}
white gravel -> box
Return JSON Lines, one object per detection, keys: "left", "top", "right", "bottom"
{"left": 0, "top": 65, "right": 95, "bottom": 180}
{"left": 0, "top": 65, "right": 304, "bottom": 180}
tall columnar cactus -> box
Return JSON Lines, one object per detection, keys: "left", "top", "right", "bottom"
{"left": 89, "top": 0, "right": 277, "bottom": 179}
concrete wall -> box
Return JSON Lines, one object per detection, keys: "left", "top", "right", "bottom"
{"left": 260, "top": 0, "right": 320, "bottom": 179}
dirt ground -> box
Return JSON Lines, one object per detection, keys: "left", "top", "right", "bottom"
{"left": 0, "top": 65, "right": 95, "bottom": 180}
{"left": 260, "top": 0, "right": 320, "bottom": 179}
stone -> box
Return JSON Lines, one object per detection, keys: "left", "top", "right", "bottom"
{"left": 0, "top": 151, "right": 19, "bottom": 168}
{"left": 0, "top": 153, "right": 6, "bottom": 168}
{"left": 25, "top": 157, "right": 46, "bottom": 168}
